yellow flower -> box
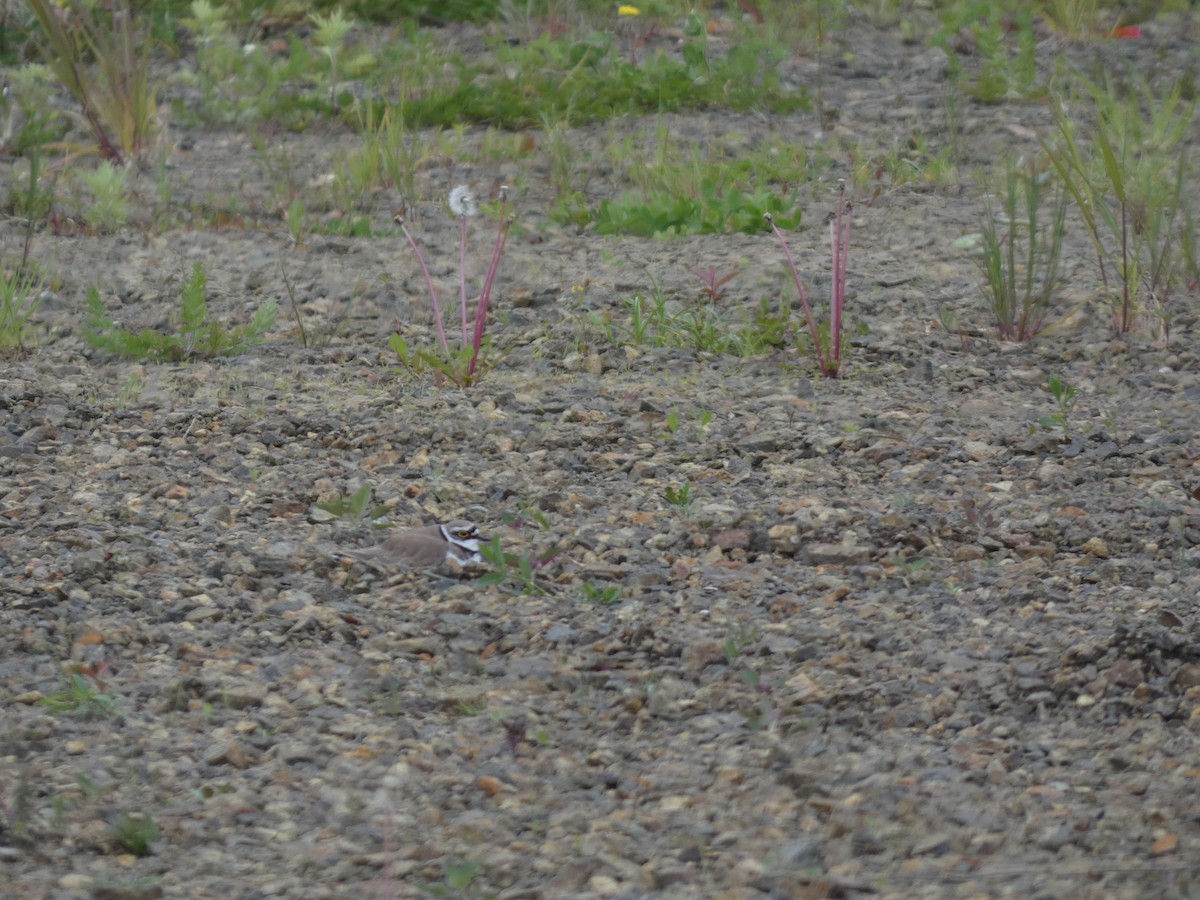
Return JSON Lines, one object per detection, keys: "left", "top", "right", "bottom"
{"left": 617, "top": 5, "right": 641, "bottom": 16}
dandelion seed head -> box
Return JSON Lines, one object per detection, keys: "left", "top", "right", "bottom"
{"left": 449, "top": 185, "right": 477, "bottom": 219}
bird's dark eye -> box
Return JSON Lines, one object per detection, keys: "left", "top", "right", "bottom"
{"left": 454, "top": 529, "right": 475, "bottom": 539}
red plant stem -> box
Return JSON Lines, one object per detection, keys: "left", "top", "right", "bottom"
{"left": 467, "top": 198, "right": 511, "bottom": 378}
{"left": 768, "top": 216, "right": 828, "bottom": 374}
{"left": 829, "top": 215, "right": 840, "bottom": 368}
{"left": 458, "top": 216, "right": 470, "bottom": 347}
{"left": 1119, "top": 199, "right": 1131, "bottom": 333}
{"left": 830, "top": 184, "right": 849, "bottom": 372}
{"left": 400, "top": 222, "right": 450, "bottom": 356}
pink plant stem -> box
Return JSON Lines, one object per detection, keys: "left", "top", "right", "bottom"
{"left": 400, "top": 222, "right": 450, "bottom": 357}
{"left": 458, "top": 216, "right": 470, "bottom": 347}
{"left": 467, "top": 197, "right": 511, "bottom": 378}
{"left": 830, "top": 184, "right": 848, "bottom": 371}
{"left": 767, "top": 215, "right": 828, "bottom": 375}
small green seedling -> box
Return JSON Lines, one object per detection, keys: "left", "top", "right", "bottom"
{"left": 0, "top": 265, "right": 43, "bottom": 352}
{"left": 111, "top": 812, "right": 158, "bottom": 857}
{"left": 477, "top": 534, "right": 554, "bottom": 596}
{"left": 315, "top": 484, "right": 391, "bottom": 525}
{"left": 722, "top": 623, "right": 759, "bottom": 664}
{"left": 41, "top": 668, "right": 116, "bottom": 717}
{"left": 84, "top": 263, "right": 277, "bottom": 361}
{"left": 1037, "top": 372, "right": 1078, "bottom": 435}
{"left": 664, "top": 482, "right": 693, "bottom": 509}
{"left": 578, "top": 582, "right": 622, "bottom": 605}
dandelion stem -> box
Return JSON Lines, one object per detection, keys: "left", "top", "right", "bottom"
{"left": 458, "top": 216, "right": 470, "bottom": 347}
{"left": 468, "top": 195, "right": 511, "bottom": 378}
{"left": 830, "top": 180, "right": 849, "bottom": 370}
{"left": 767, "top": 214, "right": 828, "bottom": 375}
{"left": 400, "top": 221, "right": 450, "bottom": 357}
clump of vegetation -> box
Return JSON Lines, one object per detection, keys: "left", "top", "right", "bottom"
{"left": 977, "top": 156, "right": 1068, "bottom": 342}
{"left": 314, "top": 484, "right": 391, "bottom": 524}
{"left": 84, "top": 262, "right": 277, "bottom": 361}
{"left": 766, "top": 181, "right": 853, "bottom": 377}
{"left": 390, "top": 185, "right": 514, "bottom": 387}
{"left": 40, "top": 665, "right": 116, "bottom": 717}
{"left": 598, "top": 286, "right": 792, "bottom": 358}
{"left": 933, "top": 3, "right": 1041, "bottom": 104}
{"left": 664, "top": 482, "right": 694, "bottom": 510}
{"left": 0, "top": 265, "right": 43, "bottom": 353}
{"left": 79, "top": 160, "right": 130, "bottom": 232}
{"left": 593, "top": 185, "right": 799, "bottom": 237}
{"left": 477, "top": 534, "right": 557, "bottom": 596}
{"left": 25, "top": 0, "right": 157, "bottom": 162}
{"left": 1036, "top": 373, "right": 1080, "bottom": 437}
{"left": 1043, "top": 69, "right": 1197, "bottom": 337}
{"left": 110, "top": 811, "right": 159, "bottom": 857}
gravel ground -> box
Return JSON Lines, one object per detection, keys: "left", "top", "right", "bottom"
{"left": 3, "top": 12, "right": 1200, "bottom": 900}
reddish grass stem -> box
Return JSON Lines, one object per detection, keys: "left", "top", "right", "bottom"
{"left": 765, "top": 214, "right": 825, "bottom": 372}
{"left": 458, "top": 215, "right": 470, "bottom": 346}
{"left": 396, "top": 217, "right": 450, "bottom": 357}
{"left": 830, "top": 181, "right": 850, "bottom": 368}
{"left": 468, "top": 189, "right": 512, "bottom": 379}
{"left": 397, "top": 186, "right": 513, "bottom": 385}
{"left": 766, "top": 180, "right": 851, "bottom": 378}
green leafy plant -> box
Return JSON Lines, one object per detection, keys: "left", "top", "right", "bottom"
{"left": 577, "top": 582, "right": 622, "bottom": 605}
{"left": 285, "top": 199, "right": 306, "bottom": 246}
{"left": 182, "top": 0, "right": 239, "bottom": 113}
{"left": 25, "top": 0, "right": 158, "bottom": 162}
{"left": 338, "top": 99, "right": 441, "bottom": 211}
{"left": 934, "top": 2, "right": 1040, "bottom": 104}
{"left": 110, "top": 811, "right": 158, "bottom": 857}
{"left": 605, "top": 288, "right": 791, "bottom": 357}
{"left": 315, "top": 484, "right": 390, "bottom": 523}
{"left": 664, "top": 482, "right": 693, "bottom": 510}
{"left": 1037, "top": 373, "right": 1079, "bottom": 435}
{"left": 454, "top": 698, "right": 488, "bottom": 716}
{"left": 593, "top": 185, "right": 799, "bottom": 237}
{"left": 477, "top": 534, "right": 554, "bottom": 596}
{"left": 41, "top": 666, "right": 116, "bottom": 717}
{"left": 391, "top": 30, "right": 807, "bottom": 131}
{"left": 175, "top": 26, "right": 326, "bottom": 129}
{"left": 0, "top": 771, "right": 33, "bottom": 841}
{"left": 8, "top": 146, "right": 58, "bottom": 264}
{"left": 500, "top": 502, "right": 551, "bottom": 532}
{"left": 84, "top": 262, "right": 277, "bottom": 361}
{"left": 279, "top": 267, "right": 347, "bottom": 350}
{"left": 977, "top": 157, "right": 1068, "bottom": 341}
{"left": 79, "top": 160, "right": 129, "bottom": 232}
{"left": 722, "top": 623, "right": 759, "bottom": 665}
{"left": 1, "top": 65, "right": 69, "bottom": 157}
{"left": 419, "top": 858, "right": 480, "bottom": 897}
{"left": 311, "top": 8, "right": 355, "bottom": 113}
{"left": 847, "top": 129, "right": 960, "bottom": 191}
{"left": 766, "top": 180, "right": 852, "bottom": 377}
{"left": 390, "top": 185, "right": 514, "bottom": 387}
{"left": 1041, "top": 0, "right": 1101, "bottom": 39}
{"left": 0, "top": 264, "right": 43, "bottom": 353}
